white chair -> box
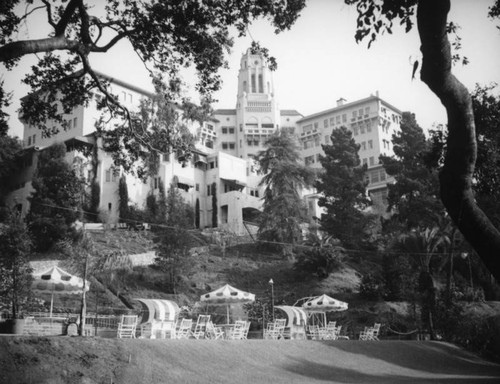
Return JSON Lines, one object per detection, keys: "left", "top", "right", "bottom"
{"left": 117, "top": 315, "right": 138, "bottom": 338}
{"left": 176, "top": 318, "right": 193, "bottom": 339}
{"left": 192, "top": 315, "right": 210, "bottom": 339}
{"left": 228, "top": 320, "right": 247, "bottom": 340}
{"left": 206, "top": 321, "right": 224, "bottom": 340}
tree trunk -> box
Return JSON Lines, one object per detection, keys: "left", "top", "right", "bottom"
{"left": 417, "top": 0, "right": 500, "bottom": 282}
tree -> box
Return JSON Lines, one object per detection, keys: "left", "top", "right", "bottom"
{"left": 380, "top": 112, "right": 444, "bottom": 229}
{"left": 394, "top": 226, "right": 450, "bottom": 339}
{"left": 26, "top": 142, "right": 84, "bottom": 251}
{"left": 1, "top": 0, "right": 305, "bottom": 169}
{"left": 155, "top": 182, "right": 194, "bottom": 293}
{"left": 256, "top": 129, "right": 315, "bottom": 251}
{"left": 0, "top": 133, "right": 22, "bottom": 214}
{"left": 211, "top": 182, "right": 217, "bottom": 228}
{"left": 0, "top": 212, "right": 33, "bottom": 319}
{"left": 470, "top": 85, "right": 500, "bottom": 228}
{"left": 195, "top": 198, "right": 200, "bottom": 229}
{"left": 316, "top": 126, "right": 372, "bottom": 249}
{"left": 118, "top": 175, "right": 128, "bottom": 223}
{"left": 346, "top": 0, "right": 500, "bottom": 282}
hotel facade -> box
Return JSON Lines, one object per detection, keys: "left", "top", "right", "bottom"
{"left": 7, "top": 48, "right": 401, "bottom": 234}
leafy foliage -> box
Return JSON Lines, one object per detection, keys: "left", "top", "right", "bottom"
{"left": 316, "top": 126, "right": 372, "bottom": 250}
{"left": 0, "top": 0, "right": 305, "bottom": 172}
{"left": 0, "top": 212, "right": 33, "bottom": 318}
{"left": 26, "top": 143, "right": 84, "bottom": 251}
{"left": 256, "top": 129, "right": 315, "bottom": 248}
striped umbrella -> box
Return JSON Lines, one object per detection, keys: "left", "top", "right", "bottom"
{"left": 135, "top": 299, "right": 180, "bottom": 324}
{"left": 32, "top": 266, "right": 90, "bottom": 317}
{"left": 201, "top": 284, "right": 255, "bottom": 323}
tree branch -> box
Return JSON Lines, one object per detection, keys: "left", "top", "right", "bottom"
{"left": 0, "top": 36, "right": 80, "bottom": 63}
{"left": 417, "top": 0, "right": 500, "bottom": 281}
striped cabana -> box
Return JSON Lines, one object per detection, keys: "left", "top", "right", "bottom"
{"left": 136, "top": 299, "right": 180, "bottom": 325}
{"left": 275, "top": 306, "right": 308, "bottom": 340}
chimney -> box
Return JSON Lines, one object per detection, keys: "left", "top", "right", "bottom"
{"left": 336, "top": 98, "right": 346, "bottom": 107}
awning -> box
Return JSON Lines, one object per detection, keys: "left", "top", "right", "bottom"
{"left": 194, "top": 154, "right": 208, "bottom": 164}
{"left": 173, "top": 175, "right": 194, "bottom": 187}
{"left": 302, "top": 294, "right": 348, "bottom": 313}
{"left": 136, "top": 299, "right": 180, "bottom": 324}
{"left": 221, "top": 178, "right": 247, "bottom": 188}
{"left": 275, "top": 306, "right": 308, "bottom": 326}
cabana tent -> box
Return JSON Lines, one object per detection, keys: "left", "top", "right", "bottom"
{"left": 275, "top": 305, "right": 308, "bottom": 339}
{"left": 135, "top": 299, "right": 180, "bottom": 339}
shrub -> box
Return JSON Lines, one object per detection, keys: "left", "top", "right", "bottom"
{"left": 359, "top": 272, "right": 385, "bottom": 300}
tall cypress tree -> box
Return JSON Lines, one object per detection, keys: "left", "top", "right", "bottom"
{"left": 256, "top": 129, "right": 315, "bottom": 249}
{"left": 316, "top": 126, "right": 372, "bottom": 249}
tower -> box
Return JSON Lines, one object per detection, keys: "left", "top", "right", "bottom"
{"left": 234, "top": 48, "right": 281, "bottom": 159}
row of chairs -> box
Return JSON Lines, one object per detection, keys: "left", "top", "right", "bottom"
{"left": 359, "top": 323, "right": 381, "bottom": 341}
{"left": 307, "top": 321, "right": 346, "bottom": 340}
{"left": 117, "top": 314, "right": 250, "bottom": 340}
{"left": 263, "top": 319, "right": 287, "bottom": 340}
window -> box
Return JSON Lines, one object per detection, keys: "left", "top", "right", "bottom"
{"left": 362, "top": 158, "right": 368, "bottom": 165}
{"left": 240, "top": 124, "right": 243, "bottom": 132}
{"left": 325, "top": 135, "right": 330, "bottom": 144}
{"left": 210, "top": 161, "right": 216, "bottom": 169}
{"left": 359, "top": 108, "right": 363, "bottom": 116}
{"left": 206, "top": 124, "right": 214, "bottom": 131}
{"left": 195, "top": 183, "right": 199, "bottom": 192}
{"left": 369, "top": 156, "right": 374, "bottom": 165}
{"left": 314, "top": 136, "right": 321, "bottom": 146}
{"left": 352, "top": 110, "right": 357, "bottom": 118}
{"left": 305, "top": 155, "right": 315, "bottom": 166}
{"left": 360, "top": 126, "right": 365, "bottom": 134}
{"left": 229, "top": 143, "right": 235, "bottom": 150}
{"left": 368, "top": 140, "right": 373, "bottom": 149}
{"left": 207, "top": 186, "right": 211, "bottom": 196}
{"left": 121, "top": 91, "right": 126, "bottom": 101}
{"left": 73, "top": 117, "right": 77, "bottom": 129}
{"left": 380, "top": 170, "right": 386, "bottom": 181}
{"left": 336, "top": 115, "right": 341, "bottom": 124}
{"left": 353, "top": 127, "right": 359, "bottom": 136}
{"left": 253, "top": 140, "right": 259, "bottom": 146}
{"left": 314, "top": 122, "right": 318, "bottom": 129}
{"left": 371, "top": 172, "right": 379, "bottom": 183}
{"left": 229, "top": 127, "right": 235, "bottom": 134}
{"left": 111, "top": 171, "right": 117, "bottom": 183}
{"left": 251, "top": 74, "right": 256, "bottom": 92}
{"left": 68, "top": 119, "right": 73, "bottom": 130}
{"left": 365, "top": 106, "right": 370, "bottom": 116}
{"left": 342, "top": 114, "right": 347, "bottom": 122}
{"left": 27, "top": 136, "right": 31, "bottom": 146}
{"left": 222, "top": 143, "right": 228, "bottom": 150}
{"left": 206, "top": 141, "right": 213, "bottom": 149}
{"left": 361, "top": 142, "right": 366, "bottom": 151}
{"left": 108, "top": 203, "right": 112, "bottom": 211}
{"left": 324, "top": 119, "right": 328, "bottom": 128}
{"left": 222, "top": 127, "right": 228, "bottom": 134}
{"left": 366, "top": 123, "right": 372, "bottom": 132}
{"left": 303, "top": 124, "right": 312, "bottom": 133}
{"left": 163, "top": 153, "right": 169, "bottom": 162}
{"left": 129, "top": 93, "right": 133, "bottom": 103}
{"left": 105, "top": 169, "right": 111, "bottom": 182}
{"left": 258, "top": 74, "right": 263, "bottom": 93}
{"left": 329, "top": 117, "right": 335, "bottom": 126}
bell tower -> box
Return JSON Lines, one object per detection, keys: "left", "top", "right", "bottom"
{"left": 235, "top": 49, "right": 280, "bottom": 158}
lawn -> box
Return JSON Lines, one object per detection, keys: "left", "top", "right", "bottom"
{"left": 1, "top": 337, "right": 499, "bottom": 383}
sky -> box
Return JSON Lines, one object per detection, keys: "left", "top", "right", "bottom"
{"left": 3, "top": 0, "right": 500, "bottom": 139}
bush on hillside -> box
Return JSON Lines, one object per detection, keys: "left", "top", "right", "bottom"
{"left": 294, "top": 246, "right": 342, "bottom": 279}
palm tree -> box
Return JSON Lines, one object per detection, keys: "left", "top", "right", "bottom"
{"left": 395, "top": 226, "right": 450, "bottom": 339}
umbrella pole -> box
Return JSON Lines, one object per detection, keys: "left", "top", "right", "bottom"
{"left": 226, "top": 304, "right": 229, "bottom": 324}
{"left": 50, "top": 289, "right": 54, "bottom": 318}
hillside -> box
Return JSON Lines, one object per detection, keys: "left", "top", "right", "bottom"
{"left": 1, "top": 337, "right": 500, "bottom": 384}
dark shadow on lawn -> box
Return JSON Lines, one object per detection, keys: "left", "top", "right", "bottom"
{"left": 321, "top": 341, "right": 500, "bottom": 377}
{"left": 283, "top": 356, "right": 500, "bottom": 383}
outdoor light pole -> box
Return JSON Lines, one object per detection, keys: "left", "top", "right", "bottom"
{"left": 269, "top": 278, "right": 274, "bottom": 322}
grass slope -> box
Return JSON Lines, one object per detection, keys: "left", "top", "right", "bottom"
{"left": 1, "top": 337, "right": 500, "bottom": 384}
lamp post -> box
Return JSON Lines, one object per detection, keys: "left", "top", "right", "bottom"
{"left": 461, "top": 252, "right": 473, "bottom": 289}
{"left": 269, "top": 278, "right": 274, "bottom": 322}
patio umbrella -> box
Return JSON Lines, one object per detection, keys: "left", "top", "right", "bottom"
{"left": 302, "top": 294, "right": 348, "bottom": 312}
{"left": 32, "top": 266, "right": 90, "bottom": 317}
{"left": 301, "top": 294, "right": 348, "bottom": 326}
{"left": 200, "top": 284, "right": 255, "bottom": 323}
